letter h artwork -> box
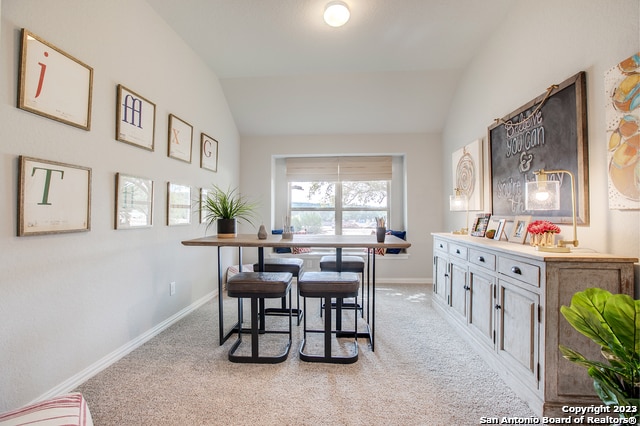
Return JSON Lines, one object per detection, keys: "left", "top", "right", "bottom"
{"left": 18, "top": 156, "right": 91, "bottom": 236}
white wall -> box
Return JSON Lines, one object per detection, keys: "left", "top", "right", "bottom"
{"left": 0, "top": 0, "right": 239, "bottom": 411}
{"left": 442, "top": 0, "right": 640, "bottom": 293}
{"left": 240, "top": 134, "right": 440, "bottom": 282}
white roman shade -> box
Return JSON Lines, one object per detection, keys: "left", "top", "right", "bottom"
{"left": 286, "top": 156, "right": 391, "bottom": 182}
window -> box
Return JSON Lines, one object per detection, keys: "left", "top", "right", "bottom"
{"left": 286, "top": 156, "right": 392, "bottom": 236}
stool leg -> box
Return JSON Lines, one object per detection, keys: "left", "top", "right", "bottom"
{"left": 324, "top": 296, "right": 332, "bottom": 359}
{"left": 251, "top": 298, "right": 259, "bottom": 357}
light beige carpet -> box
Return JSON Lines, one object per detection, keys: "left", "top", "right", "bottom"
{"left": 75, "top": 284, "right": 536, "bottom": 425}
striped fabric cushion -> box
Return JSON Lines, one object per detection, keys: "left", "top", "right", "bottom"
{"left": 0, "top": 393, "right": 93, "bottom": 426}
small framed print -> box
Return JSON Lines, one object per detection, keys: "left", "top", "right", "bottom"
{"left": 470, "top": 213, "right": 491, "bottom": 237}
{"left": 167, "top": 182, "right": 192, "bottom": 226}
{"left": 18, "top": 156, "right": 91, "bottom": 236}
{"left": 200, "top": 133, "right": 218, "bottom": 172}
{"left": 115, "top": 173, "right": 154, "bottom": 229}
{"left": 116, "top": 85, "right": 156, "bottom": 151}
{"left": 199, "top": 188, "right": 209, "bottom": 224}
{"left": 509, "top": 215, "right": 531, "bottom": 244}
{"left": 494, "top": 218, "right": 507, "bottom": 241}
{"left": 18, "top": 29, "right": 93, "bottom": 130}
{"left": 168, "top": 114, "right": 193, "bottom": 163}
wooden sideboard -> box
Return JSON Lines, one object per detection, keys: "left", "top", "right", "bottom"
{"left": 431, "top": 233, "right": 636, "bottom": 417}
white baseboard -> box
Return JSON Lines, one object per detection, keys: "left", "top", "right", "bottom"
{"left": 32, "top": 291, "right": 216, "bottom": 404}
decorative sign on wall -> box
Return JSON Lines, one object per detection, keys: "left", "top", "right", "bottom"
{"left": 116, "top": 85, "right": 156, "bottom": 151}
{"left": 18, "top": 29, "right": 93, "bottom": 130}
{"left": 488, "top": 72, "right": 589, "bottom": 225}
{"left": 200, "top": 133, "right": 218, "bottom": 172}
{"left": 167, "top": 114, "right": 193, "bottom": 163}
{"left": 18, "top": 156, "right": 91, "bottom": 236}
{"left": 604, "top": 52, "right": 640, "bottom": 210}
{"left": 115, "top": 173, "right": 154, "bottom": 229}
{"left": 451, "top": 139, "right": 483, "bottom": 211}
{"left": 167, "top": 182, "right": 192, "bottom": 226}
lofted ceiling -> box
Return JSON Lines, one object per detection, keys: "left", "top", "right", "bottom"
{"left": 146, "top": 0, "right": 513, "bottom": 136}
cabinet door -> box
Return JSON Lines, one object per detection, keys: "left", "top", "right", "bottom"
{"left": 449, "top": 260, "right": 468, "bottom": 321}
{"left": 433, "top": 254, "right": 448, "bottom": 304}
{"left": 496, "top": 280, "right": 540, "bottom": 390}
{"left": 468, "top": 267, "right": 495, "bottom": 350}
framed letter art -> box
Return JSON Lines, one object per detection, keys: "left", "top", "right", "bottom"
{"left": 18, "top": 156, "right": 91, "bottom": 236}
{"left": 168, "top": 114, "right": 193, "bottom": 163}
{"left": 167, "top": 182, "right": 192, "bottom": 226}
{"left": 115, "top": 173, "right": 154, "bottom": 229}
{"left": 18, "top": 29, "right": 93, "bottom": 130}
{"left": 116, "top": 85, "right": 156, "bottom": 151}
{"left": 200, "top": 133, "right": 218, "bottom": 172}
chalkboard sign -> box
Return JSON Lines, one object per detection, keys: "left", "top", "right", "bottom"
{"left": 488, "top": 72, "right": 589, "bottom": 225}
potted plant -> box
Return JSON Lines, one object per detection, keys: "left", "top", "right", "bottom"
{"left": 201, "top": 185, "right": 258, "bottom": 238}
{"left": 559, "top": 288, "right": 639, "bottom": 421}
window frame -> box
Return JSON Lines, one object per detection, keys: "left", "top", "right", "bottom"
{"left": 288, "top": 180, "right": 390, "bottom": 236}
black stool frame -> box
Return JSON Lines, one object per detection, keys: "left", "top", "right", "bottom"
{"left": 227, "top": 273, "right": 292, "bottom": 364}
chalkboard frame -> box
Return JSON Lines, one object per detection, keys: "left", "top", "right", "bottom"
{"left": 488, "top": 72, "right": 589, "bottom": 225}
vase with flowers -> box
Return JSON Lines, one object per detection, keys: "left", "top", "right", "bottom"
{"left": 527, "top": 220, "right": 561, "bottom": 248}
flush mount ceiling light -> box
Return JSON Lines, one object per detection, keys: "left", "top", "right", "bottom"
{"left": 324, "top": 1, "right": 350, "bottom": 27}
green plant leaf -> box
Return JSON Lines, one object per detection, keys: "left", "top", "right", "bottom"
{"left": 560, "top": 288, "right": 616, "bottom": 347}
{"left": 604, "top": 294, "right": 640, "bottom": 356}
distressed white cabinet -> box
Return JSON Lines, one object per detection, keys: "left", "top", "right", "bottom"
{"left": 431, "top": 233, "right": 636, "bottom": 417}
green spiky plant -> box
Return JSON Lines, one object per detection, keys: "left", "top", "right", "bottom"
{"left": 201, "top": 185, "right": 258, "bottom": 232}
{"left": 559, "top": 288, "right": 639, "bottom": 420}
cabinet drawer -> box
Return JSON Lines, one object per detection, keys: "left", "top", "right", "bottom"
{"left": 434, "top": 238, "right": 448, "bottom": 253}
{"left": 498, "top": 257, "right": 540, "bottom": 287}
{"left": 469, "top": 248, "right": 496, "bottom": 271}
{"left": 449, "top": 243, "right": 468, "bottom": 260}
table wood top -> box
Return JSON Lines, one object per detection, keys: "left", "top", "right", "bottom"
{"left": 182, "top": 233, "right": 411, "bottom": 249}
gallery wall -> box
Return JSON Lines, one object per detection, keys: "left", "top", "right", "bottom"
{"left": 441, "top": 0, "right": 640, "bottom": 293}
{"left": 0, "top": 0, "right": 239, "bottom": 411}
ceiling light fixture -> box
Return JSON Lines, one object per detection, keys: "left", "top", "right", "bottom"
{"left": 324, "top": 1, "right": 350, "bottom": 27}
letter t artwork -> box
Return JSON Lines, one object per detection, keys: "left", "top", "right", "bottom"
{"left": 18, "top": 156, "right": 91, "bottom": 236}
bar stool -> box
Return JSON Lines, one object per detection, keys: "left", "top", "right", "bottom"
{"left": 298, "top": 271, "right": 360, "bottom": 364}
{"left": 253, "top": 257, "right": 304, "bottom": 325}
{"left": 226, "top": 271, "right": 292, "bottom": 364}
{"left": 319, "top": 255, "right": 366, "bottom": 318}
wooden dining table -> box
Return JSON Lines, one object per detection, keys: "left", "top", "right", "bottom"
{"left": 181, "top": 233, "right": 411, "bottom": 351}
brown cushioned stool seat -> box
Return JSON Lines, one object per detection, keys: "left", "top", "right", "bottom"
{"left": 319, "top": 255, "right": 366, "bottom": 318}
{"left": 298, "top": 271, "right": 360, "bottom": 364}
{"left": 253, "top": 257, "right": 304, "bottom": 325}
{"left": 227, "top": 271, "right": 292, "bottom": 363}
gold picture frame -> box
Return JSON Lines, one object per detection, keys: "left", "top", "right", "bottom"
{"left": 116, "top": 85, "right": 156, "bottom": 151}
{"left": 18, "top": 156, "right": 91, "bottom": 236}
{"left": 168, "top": 114, "right": 193, "bottom": 163}
{"left": 18, "top": 29, "right": 93, "bottom": 130}
{"left": 167, "top": 182, "right": 192, "bottom": 226}
{"left": 200, "top": 133, "right": 218, "bottom": 172}
{"left": 115, "top": 173, "right": 154, "bottom": 229}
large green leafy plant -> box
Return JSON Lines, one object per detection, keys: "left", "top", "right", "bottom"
{"left": 201, "top": 185, "right": 258, "bottom": 231}
{"left": 559, "top": 288, "right": 639, "bottom": 420}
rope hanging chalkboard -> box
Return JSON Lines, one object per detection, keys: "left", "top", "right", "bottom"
{"left": 488, "top": 72, "right": 589, "bottom": 225}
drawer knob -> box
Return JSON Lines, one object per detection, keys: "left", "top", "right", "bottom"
{"left": 456, "top": 249, "right": 461, "bottom": 254}
{"left": 439, "top": 244, "right": 444, "bottom": 248}
{"left": 511, "top": 266, "right": 522, "bottom": 275}
{"left": 464, "top": 285, "right": 470, "bottom": 291}
{"left": 478, "top": 256, "right": 485, "bottom": 262}
{"left": 495, "top": 304, "right": 502, "bottom": 310}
